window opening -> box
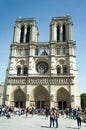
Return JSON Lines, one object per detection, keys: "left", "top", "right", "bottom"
{"left": 20, "top": 26, "right": 24, "bottom": 42}
{"left": 57, "top": 66, "right": 61, "bottom": 75}
{"left": 63, "top": 66, "right": 67, "bottom": 74}
{"left": 26, "top": 26, "right": 30, "bottom": 42}
{"left": 57, "top": 25, "right": 60, "bottom": 41}
{"left": 17, "top": 67, "right": 21, "bottom": 75}
{"left": 63, "top": 25, "right": 66, "bottom": 41}
{"left": 23, "top": 67, "right": 28, "bottom": 75}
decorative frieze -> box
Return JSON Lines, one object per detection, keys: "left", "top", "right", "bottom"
{"left": 8, "top": 76, "right": 74, "bottom": 85}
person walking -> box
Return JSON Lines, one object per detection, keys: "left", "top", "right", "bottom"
{"left": 45, "top": 108, "right": 49, "bottom": 119}
{"left": 76, "top": 108, "right": 82, "bottom": 129}
{"left": 31, "top": 107, "right": 34, "bottom": 117}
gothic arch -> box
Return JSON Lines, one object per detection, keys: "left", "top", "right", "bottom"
{"left": 57, "top": 87, "right": 70, "bottom": 109}
{"left": 11, "top": 86, "right": 26, "bottom": 108}
{"left": 17, "top": 65, "right": 21, "bottom": 75}
{"left": 63, "top": 24, "right": 66, "bottom": 41}
{"left": 23, "top": 66, "right": 28, "bottom": 75}
{"left": 20, "top": 25, "right": 24, "bottom": 42}
{"left": 16, "top": 60, "right": 28, "bottom": 75}
{"left": 57, "top": 24, "right": 60, "bottom": 41}
{"left": 31, "top": 86, "right": 50, "bottom": 109}
{"left": 63, "top": 65, "right": 68, "bottom": 75}
{"left": 26, "top": 25, "right": 30, "bottom": 42}
{"left": 57, "top": 65, "right": 61, "bottom": 75}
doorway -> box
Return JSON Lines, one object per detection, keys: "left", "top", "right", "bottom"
{"left": 57, "top": 87, "right": 71, "bottom": 109}
{"left": 12, "top": 86, "right": 26, "bottom": 108}
{"left": 15, "top": 101, "right": 25, "bottom": 108}
{"left": 58, "top": 101, "right": 67, "bottom": 110}
{"left": 36, "top": 101, "right": 45, "bottom": 109}
{"left": 34, "top": 85, "right": 50, "bottom": 109}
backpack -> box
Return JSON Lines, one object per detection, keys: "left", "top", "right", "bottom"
{"left": 50, "top": 111, "right": 54, "bottom": 119}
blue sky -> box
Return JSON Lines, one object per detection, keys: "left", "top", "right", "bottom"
{"left": 0, "top": 0, "right": 86, "bottom": 93}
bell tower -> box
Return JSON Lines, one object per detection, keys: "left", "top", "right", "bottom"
{"left": 49, "top": 16, "right": 80, "bottom": 109}
{"left": 13, "top": 17, "right": 39, "bottom": 43}
{"left": 50, "top": 15, "right": 73, "bottom": 42}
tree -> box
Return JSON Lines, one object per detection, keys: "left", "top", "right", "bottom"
{"left": 81, "top": 93, "right": 86, "bottom": 110}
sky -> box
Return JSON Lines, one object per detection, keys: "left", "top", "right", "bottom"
{"left": 0, "top": 0, "right": 86, "bottom": 93}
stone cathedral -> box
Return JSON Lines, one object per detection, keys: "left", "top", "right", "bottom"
{"left": 3, "top": 15, "right": 80, "bottom": 110}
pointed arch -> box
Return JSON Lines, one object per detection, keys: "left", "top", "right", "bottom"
{"left": 63, "top": 65, "right": 68, "bottom": 75}
{"left": 57, "top": 65, "right": 61, "bottom": 75}
{"left": 57, "top": 25, "right": 60, "bottom": 41}
{"left": 17, "top": 66, "right": 21, "bottom": 75}
{"left": 63, "top": 24, "right": 66, "bottom": 41}
{"left": 23, "top": 66, "right": 28, "bottom": 75}
{"left": 31, "top": 86, "right": 50, "bottom": 109}
{"left": 57, "top": 87, "right": 70, "bottom": 109}
{"left": 11, "top": 86, "right": 26, "bottom": 108}
{"left": 26, "top": 25, "right": 30, "bottom": 42}
{"left": 20, "top": 25, "right": 24, "bottom": 42}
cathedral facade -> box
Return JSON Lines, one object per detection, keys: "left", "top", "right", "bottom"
{"left": 3, "top": 15, "right": 80, "bottom": 110}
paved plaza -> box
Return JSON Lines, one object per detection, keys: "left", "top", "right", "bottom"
{"left": 0, "top": 114, "right": 86, "bottom": 130}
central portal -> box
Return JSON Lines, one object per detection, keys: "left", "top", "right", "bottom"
{"left": 58, "top": 101, "right": 67, "bottom": 110}
{"left": 36, "top": 101, "right": 45, "bottom": 109}
{"left": 33, "top": 85, "right": 50, "bottom": 109}
{"left": 15, "top": 101, "right": 25, "bottom": 108}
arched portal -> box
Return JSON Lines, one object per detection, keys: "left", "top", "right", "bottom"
{"left": 33, "top": 86, "right": 50, "bottom": 109}
{"left": 11, "top": 86, "right": 26, "bottom": 108}
{"left": 57, "top": 87, "right": 70, "bottom": 110}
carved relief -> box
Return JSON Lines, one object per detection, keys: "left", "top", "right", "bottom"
{"left": 8, "top": 77, "right": 74, "bottom": 85}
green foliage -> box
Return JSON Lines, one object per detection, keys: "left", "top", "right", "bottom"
{"left": 81, "top": 93, "right": 86, "bottom": 110}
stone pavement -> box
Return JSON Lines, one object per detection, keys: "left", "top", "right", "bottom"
{"left": 0, "top": 114, "right": 86, "bottom": 130}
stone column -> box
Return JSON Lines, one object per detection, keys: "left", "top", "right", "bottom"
{"left": 26, "top": 94, "right": 30, "bottom": 107}
{"left": 60, "top": 24, "right": 63, "bottom": 41}
{"left": 51, "top": 23, "right": 57, "bottom": 41}
{"left": 31, "top": 23, "right": 35, "bottom": 42}
{"left": 66, "top": 23, "right": 69, "bottom": 41}
{"left": 24, "top": 24, "right": 27, "bottom": 43}
{"left": 69, "top": 23, "right": 73, "bottom": 40}
{"left": 50, "top": 94, "right": 54, "bottom": 108}
{"left": 54, "top": 23, "right": 57, "bottom": 41}
{"left": 13, "top": 24, "right": 21, "bottom": 43}
{"left": 69, "top": 43, "right": 72, "bottom": 55}
{"left": 35, "top": 25, "right": 39, "bottom": 42}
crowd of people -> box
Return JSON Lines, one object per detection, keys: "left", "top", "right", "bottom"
{"left": 0, "top": 105, "right": 85, "bottom": 129}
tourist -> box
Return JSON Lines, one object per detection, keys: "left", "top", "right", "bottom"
{"left": 54, "top": 109, "right": 59, "bottom": 128}
{"left": 31, "top": 107, "right": 34, "bottom": 117}
{"left": 76, "top": 108, "right": 82, "bottom": 129}
{"left": 50, "top": 108, "right": 55, "bottom": 128}
{"left": 45, "top": 108, "right": 49, "bottom": 119}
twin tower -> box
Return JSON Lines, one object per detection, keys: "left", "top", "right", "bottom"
{"left": 13, "top": 15, "right": 73, "bottom": 43}
{"left": 3, "top": 15, "right": 80, "bottom": 110}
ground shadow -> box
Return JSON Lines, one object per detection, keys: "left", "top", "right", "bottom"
{"left": 41, "top": 126, "right": 50, "bottom": 128}
{"left": 66, "top": 126, "right": 77, "bottom": 129}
